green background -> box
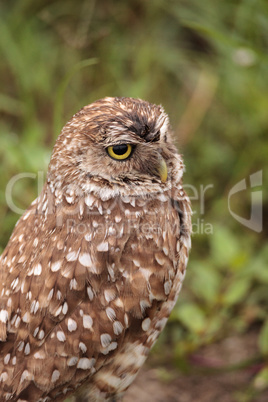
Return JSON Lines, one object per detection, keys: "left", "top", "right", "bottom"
{"left": 0, "top": 0, "right": 267, "bottom": 398}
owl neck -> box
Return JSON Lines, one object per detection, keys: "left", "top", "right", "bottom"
{"left": 46, "top": 174, "right": 173, "bottom": 204}
{"left": 46, "top": 153, "right": 184, "bottom": 202}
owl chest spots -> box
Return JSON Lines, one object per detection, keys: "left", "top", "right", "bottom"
{"left": 63, "top": 192, "right": 175, "bottom": 254}
{"left": 59, "top": 192, "right": 179, "bottom": 311}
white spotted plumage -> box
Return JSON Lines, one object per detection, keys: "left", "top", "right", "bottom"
{"left": 0, "top": 97, "right": 191, "bottom": 401}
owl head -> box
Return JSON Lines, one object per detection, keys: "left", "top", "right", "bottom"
{"left": 48, "top": 97, "right": 184, "bottom": 198}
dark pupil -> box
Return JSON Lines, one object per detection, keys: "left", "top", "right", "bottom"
{"left": 113, "top": 144, "right": 128, "bottom": 155}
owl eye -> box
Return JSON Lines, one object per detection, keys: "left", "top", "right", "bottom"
{"left": 107, "top": 144, "right": 133, "bottom": 160}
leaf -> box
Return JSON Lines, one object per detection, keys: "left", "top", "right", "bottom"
{"left": 250, "top": 244, "right": 268, "bottom": 284}
{"left": 222, "top": 279, "right": 250, "bottom": 306}
{"left": 210, "top": 225, "right": 241, "bottom": 268}
{"left": 258, "top": 320, "right": 268, "bottom": 356}
{"left": 254, "top": 366, "right": 268, "bottom": 391}
{"left": 189, "top": 262, "right": 221, "bottom": 303}
{"left": 173, "top": 303, "right": 206, "bottom": 334}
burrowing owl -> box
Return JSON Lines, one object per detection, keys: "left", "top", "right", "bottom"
{"left": 0, "top": 97, "right": 191, "bottom": 401}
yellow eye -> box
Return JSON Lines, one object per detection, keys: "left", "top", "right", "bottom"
{"left": 107, "top": 144, "right": 132, "bottom": 160}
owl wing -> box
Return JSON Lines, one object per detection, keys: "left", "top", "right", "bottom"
{"left": 0, "top": 188, "right": 132, "bottom": 399}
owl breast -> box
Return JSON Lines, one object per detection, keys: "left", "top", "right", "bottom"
{"left": 64, "top": 187, "right": 191, "bottom": 400}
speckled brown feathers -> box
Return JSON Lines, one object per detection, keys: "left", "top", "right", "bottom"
{"left": 0, "top": 97, "right": 191, "bottom": 401}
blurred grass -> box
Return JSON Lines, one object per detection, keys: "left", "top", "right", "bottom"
{"left": 0, "top": 0, "right": 268, "bottom": 396}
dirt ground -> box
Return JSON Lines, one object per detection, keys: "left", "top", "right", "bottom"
{"left": 124, "top": 332, "right": 268, "bottom": 402}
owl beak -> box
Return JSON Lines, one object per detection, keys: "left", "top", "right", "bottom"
{"left": 158, "top": 156, "right": 168, "bottom": 183}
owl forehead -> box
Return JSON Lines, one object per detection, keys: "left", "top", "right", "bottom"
{"left": 97, "top": 113, "right": 161, "bottom": 144}
{"left": 70, "top": 97, "right": 169, "bottom": 144}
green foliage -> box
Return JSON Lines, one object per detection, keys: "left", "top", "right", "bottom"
{"left": 254, "top": 366, "right": 268, "bottom": 392}
{"left": 0, "top": 0, "right": 267, "bottom": 395}
{"left": 259, "top": 320, "right": 268, "bottom": 356}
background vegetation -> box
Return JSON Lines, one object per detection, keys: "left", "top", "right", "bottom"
{"left": 0, "top": 0, "right": 267, "bottom": 399}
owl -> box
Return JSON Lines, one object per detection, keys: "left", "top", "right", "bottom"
{"left": 0, "top": 97, "right": 191, "bottom": 401}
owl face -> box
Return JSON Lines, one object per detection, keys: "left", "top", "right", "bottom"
{"left": 49, "top": 97, "right": 182, "bottom": 198}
